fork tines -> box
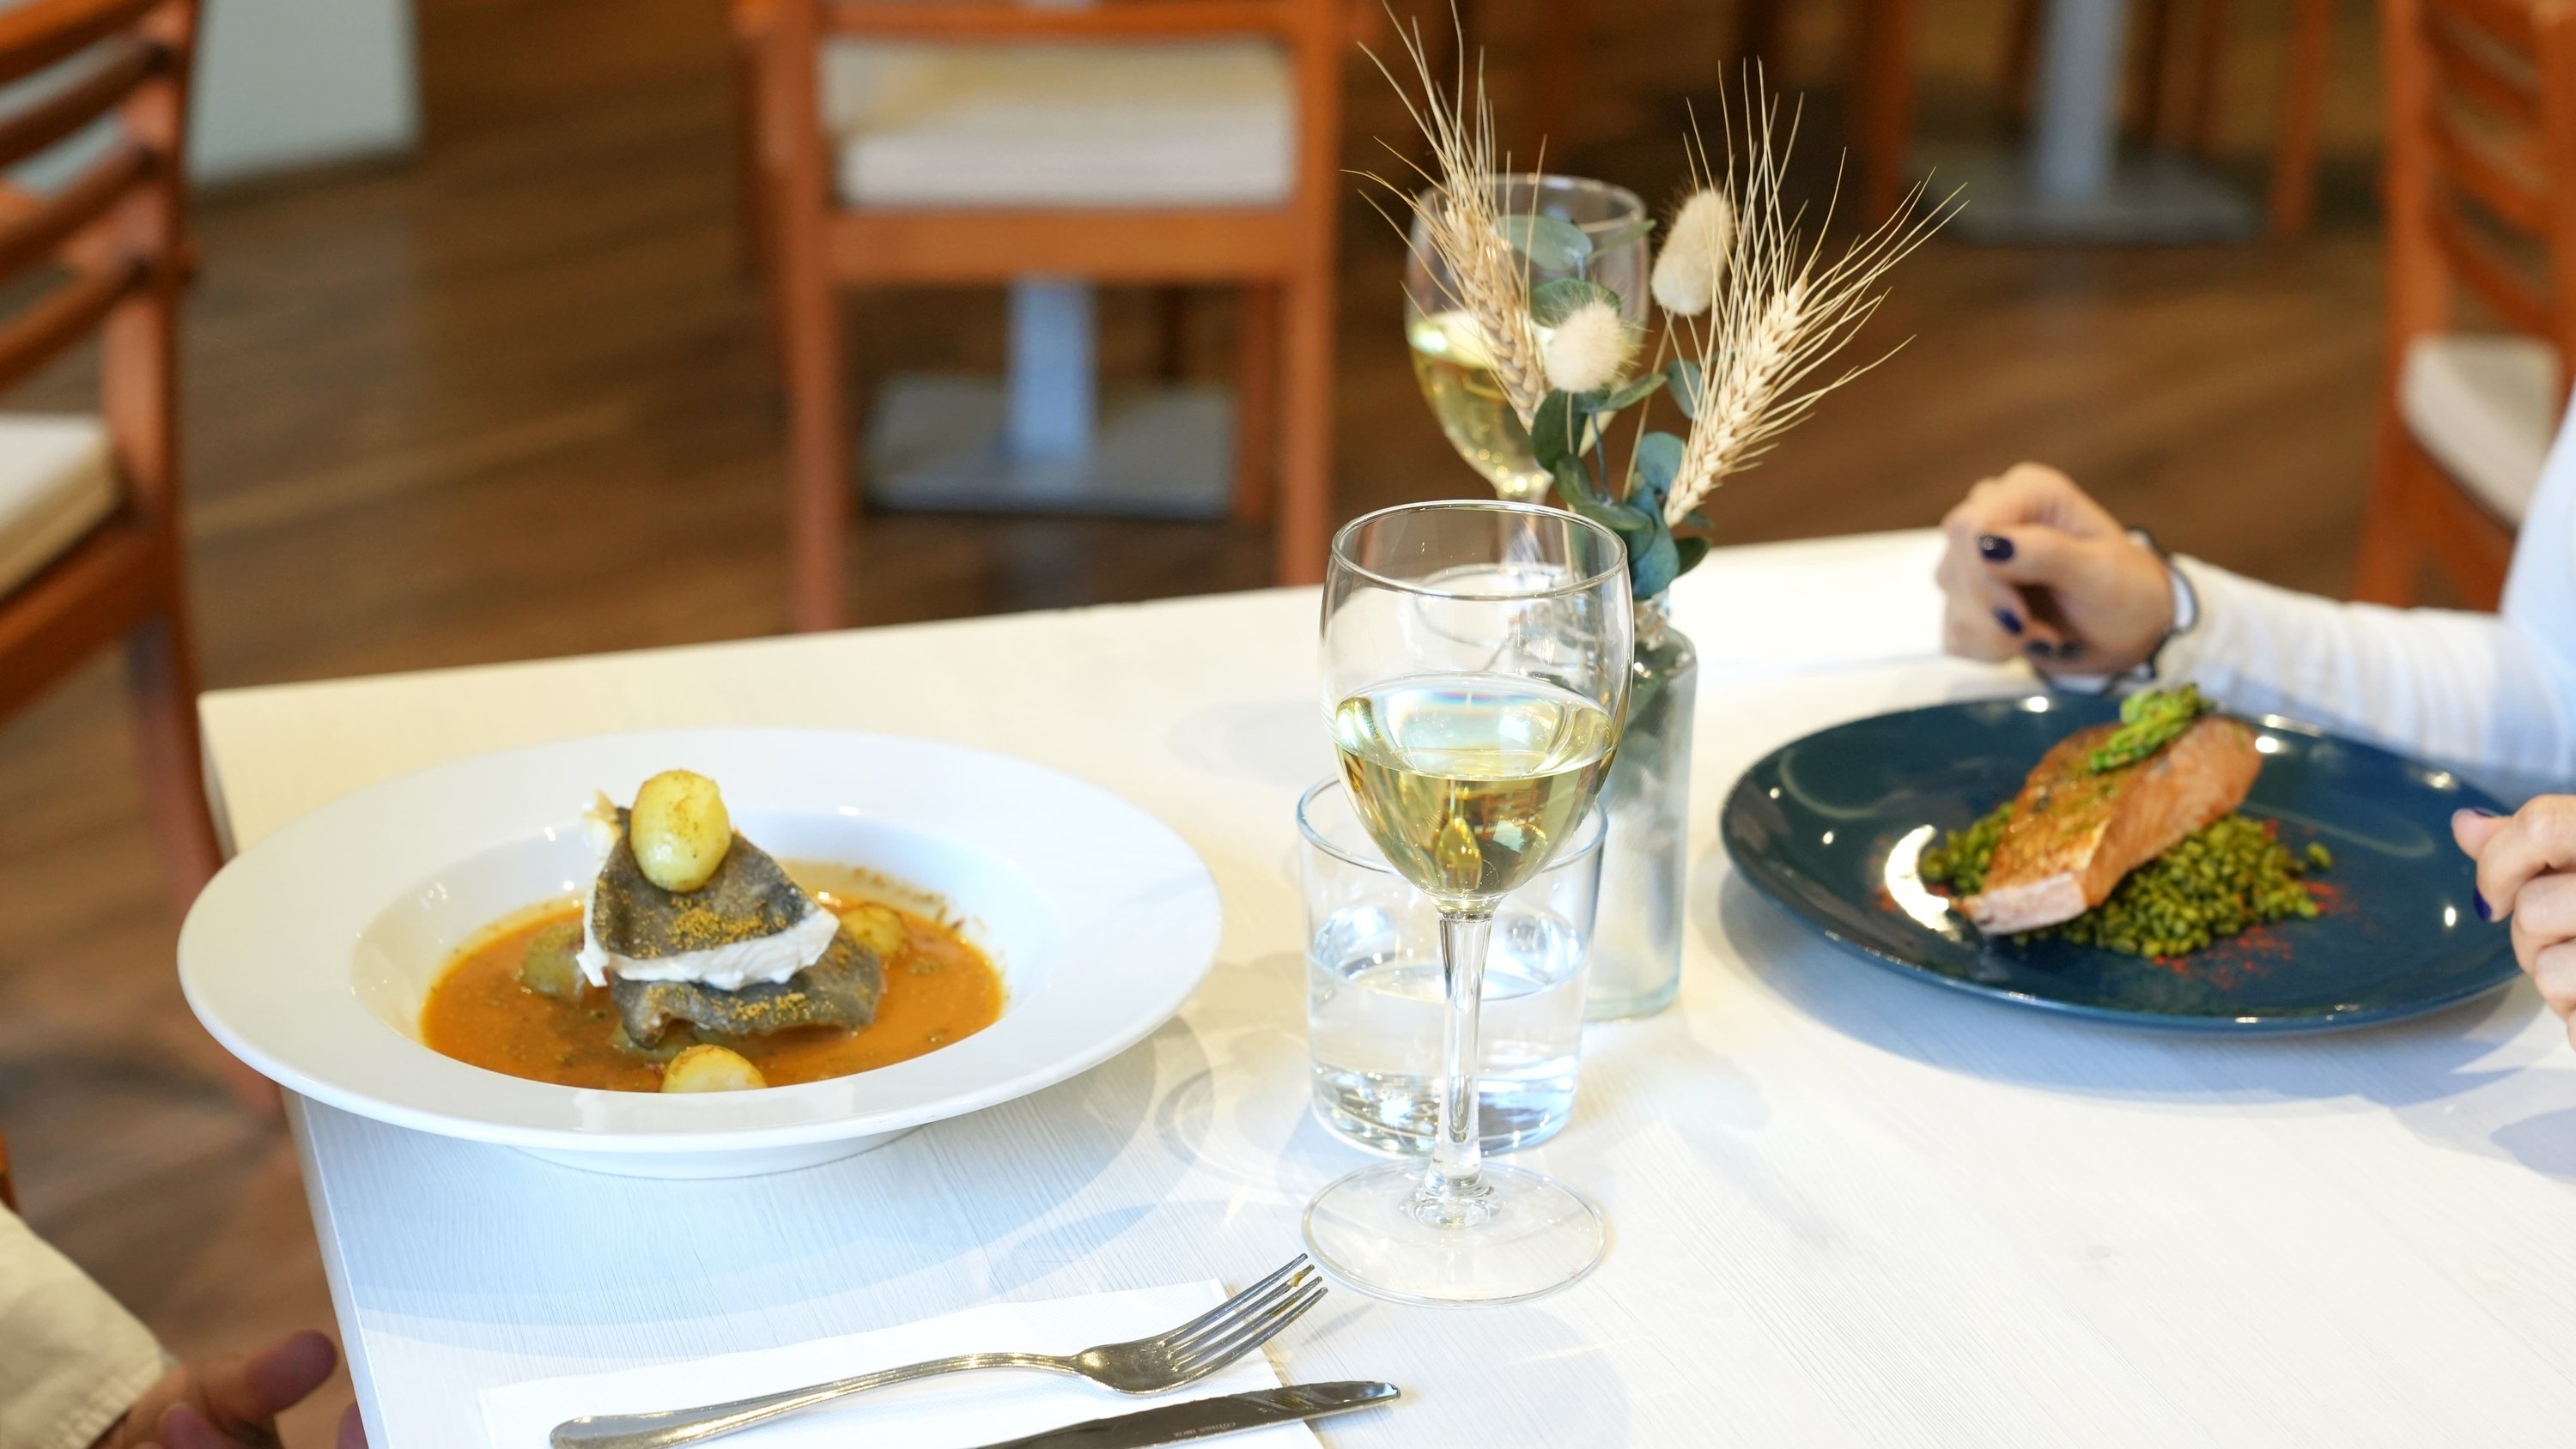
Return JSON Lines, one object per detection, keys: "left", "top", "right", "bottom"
{"left": 1156, "top": 1255, "right": 1327, "bottom": 1377}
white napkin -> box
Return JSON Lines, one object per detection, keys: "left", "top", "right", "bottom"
{"left": 1668, "top": 529, "right": 1947, "bottom": 675}
{"left": 478, "top": 1282, "right": 1323, "bottom": 1449}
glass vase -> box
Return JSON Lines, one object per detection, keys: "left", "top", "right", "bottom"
{"left": 1586, "top": 594, "right": 1696, "bottom": 1020}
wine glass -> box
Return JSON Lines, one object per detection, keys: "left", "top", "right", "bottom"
{"left": 1306, "top": 500, "right": 1634, "bottom": 1304}
{"left": 1405, "top": 174, "right": 1651, "bottom": 503}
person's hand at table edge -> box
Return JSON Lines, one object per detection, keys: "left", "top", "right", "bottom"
{"left": 2455, "top": 802, "right": 2576, "bottom": 1050}
{"left": 1936, "top": 462, "right": 2174, "bottom": 677}
{"left": 86, "top": 1331, "right": 365, "bottom": 1449}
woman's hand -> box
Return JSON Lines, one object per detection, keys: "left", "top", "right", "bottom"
{"left": 91, "top": 1331, "right": 364, "bottom": 1449}
{"left": 2455, "top": 801, "right": 2576, "bottom": 1049}
{"left": 1936, "top": 463, "right": 2176, "bottom": 676}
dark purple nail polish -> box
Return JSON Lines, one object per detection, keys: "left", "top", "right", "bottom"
{"left": 2474, "top": 890, "right": 2493, "bottom": 922}
{"left": 2024, "top": 640, "right": 2056, "bottom": 659}
{"left": 1978, "top": 534, "right": 2015, "bottom": 562}
{"left": 2469, "top": 807, "right": 2500, "bottom": 819}
{"left": 2057, "top": 640, "right": 2087, "bottom": 658}
{"left": 1995, "top": 607, "right": 2023, "bottom": 636}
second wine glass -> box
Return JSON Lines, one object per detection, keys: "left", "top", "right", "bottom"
{"left": 1305, "top": 500, "right": 1634, "bottom": 1305}
{"left": 1405, "top": 173, "right": 1650, "bottom": 503}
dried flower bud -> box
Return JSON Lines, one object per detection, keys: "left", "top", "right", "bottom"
{"left": 1651, "top": 188, "right": 1734, "bottom": 317}
{"left": 1541, "top": 300, "right": 1637, "bottom": 394}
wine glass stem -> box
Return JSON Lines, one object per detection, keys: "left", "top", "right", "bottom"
{"left": 1422, "top": 905, "right": 1496, "bottom": 1226}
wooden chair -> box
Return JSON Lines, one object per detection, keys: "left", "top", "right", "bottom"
{"left": 2352, "top": 0, "right": 2576, "bottom": 608}
{"left": 0, "top": 4, "right": 268, "bottom": 1112}
{"left": 0, "top": 0, "right": 218, "bottom": 909}
{"left": 737, "top": 0, "right": 1350, "bottom": 632}
{"left": 1836, "top": 0, "right": 2336, "bottom": 233}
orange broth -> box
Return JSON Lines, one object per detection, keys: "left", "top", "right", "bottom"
{"left": 421, "top": 873, "right": 1003, "bottom": 1092}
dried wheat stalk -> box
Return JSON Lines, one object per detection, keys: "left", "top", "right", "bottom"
{"left": 1358, "top": 17, "right": 1549, "bottom": 428}
{"left": 1662, "top": 88, "right": 1959, "bottom": 524}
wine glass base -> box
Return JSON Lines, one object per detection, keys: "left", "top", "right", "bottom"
{"left": 1301, "top": 1160, "right": 1606, "bottom": 1306}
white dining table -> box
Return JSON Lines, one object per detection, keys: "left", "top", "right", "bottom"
{"left": 197, "top": 529, "right": 2576, "bottom": 1448}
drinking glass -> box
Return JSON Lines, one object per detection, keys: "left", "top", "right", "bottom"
{"left": 1299, "top": 778, "right": 1604, "bottom": 1156}
{"left": 1405, "top": 174, "right": 1651, "bottom": 503}
{"left": 1307, "top": 500, "right": 1634, "bottom": 1305}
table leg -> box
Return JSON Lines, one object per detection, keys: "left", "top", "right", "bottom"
{"left": 2032, "top": 0, "right": 2123, "bottom": 199}
{"left": 1921, "top": 0, "right": 2257, "bottom": 243}
{"left": 1004, "top": 278, "right": 1097, "bottom": 464}
{"left": 866, "top": 276, "right": 1238, "bottom": 518}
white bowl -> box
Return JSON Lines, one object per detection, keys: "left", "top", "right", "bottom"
{"left": 179, "top": 728, "right": 1222, "bottom": 1178}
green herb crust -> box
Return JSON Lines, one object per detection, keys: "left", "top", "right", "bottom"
{"left": 2085, "top": 684, "right": 2215, "bottom": 774}
{"left": 1918, "top": 803, "right": 2325, "bottom": 958}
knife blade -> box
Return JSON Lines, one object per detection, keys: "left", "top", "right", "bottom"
{"left": 964, "top": 1381, "right": 1400, "bottom": 1449}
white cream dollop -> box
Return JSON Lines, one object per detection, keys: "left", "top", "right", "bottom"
{"left": 572, "top": 789, "right": 838, "bottom": 991}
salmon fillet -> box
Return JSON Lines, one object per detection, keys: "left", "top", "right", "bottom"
{"left": 1962, "top": 715, "right": 2263, "bottom": 934}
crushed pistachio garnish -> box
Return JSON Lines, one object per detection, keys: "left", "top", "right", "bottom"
{"left": 2087, "top": 684, "right": 2214, "bottom": 773}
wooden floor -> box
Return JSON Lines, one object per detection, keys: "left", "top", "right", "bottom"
{"left": 0, "top": 0, "right": 2392, "bottom": 1437}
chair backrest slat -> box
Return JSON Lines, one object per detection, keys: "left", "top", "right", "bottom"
{"left": 2433, "top": 203, "right": 2557, "bottom": 334}
{"left": 2448, "top": 0, "right": 2542, "bottom": 48}
{"left": 822, "top": 0, "right": 1308, "bottom": 40}
{"left": 0, "top": 142, "right": 149, "bottom": 279}
{"left": 0, "top": 0, "right": 161, "bottom": 88}
{"left": 0, "top": 0, "right": 191, "bottom": 391}
{"left": 2428, "top": 16, "right": 2542, "bottom": 127}
{"left": 2430, "top": 109, "right": 2549, "bottom": 232}
{"left": 0, "top": 258, "right": 141, "bottom": 391}
{"left": 0, "top": 38, "right": 162, "bottom": 173}
{"left": 2383, "top": 0, "right": 2576, "bottom": 373}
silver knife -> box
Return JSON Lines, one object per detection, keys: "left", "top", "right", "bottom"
{"left": 964, "top": 1381, "right": 1400, "bottom": 1449}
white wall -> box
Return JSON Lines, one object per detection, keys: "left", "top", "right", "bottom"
{"left": 192, "top": 0, "right": 421, "bottom": 183}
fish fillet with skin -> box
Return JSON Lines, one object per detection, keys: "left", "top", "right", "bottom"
{"left": 1962, "top": 716, "right": 2263, "bottom": 934}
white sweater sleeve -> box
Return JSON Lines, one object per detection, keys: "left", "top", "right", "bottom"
{"left": 2153, "top": 560, "right": 2574, "bottom": 780}
{"left": 2148, "top": 397, "right": 2576, "bottom": 785}
{"left": 0, "top": 1208, "right": 168, "bottom": 1449}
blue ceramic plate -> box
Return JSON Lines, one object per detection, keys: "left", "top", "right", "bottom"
{"left": 1720, "top": 694, "right": 2520, "bottom": 1032}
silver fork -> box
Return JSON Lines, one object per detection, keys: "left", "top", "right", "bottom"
{"left": 549, "top": 1256, "right": 1327, "bottom": 1449}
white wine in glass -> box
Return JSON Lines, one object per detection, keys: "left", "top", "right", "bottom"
{"left": 1331, "top": 673, "right": 1614, "bottom": 901}
{"left": 1406, "top": 309, "right": 1548, "bottom": 503}
{"left": 1307, "top": 500, "right": 1634, "bottom": 1305}
{"left": 1405, "top": 174, "right": 1650, "bottom": 502}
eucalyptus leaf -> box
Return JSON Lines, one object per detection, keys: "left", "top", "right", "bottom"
{"left": 1630, "top": 519, "right": 1682, "bottom": 599}
{"left": 1530, "top": 391, "right": 1583, "bottom": 471}
{"left": 1599, "top": 371, "right": 1665, "bottom": 412}
{"left": 1531, "top": 276, "right": 1621, "bottom": 327}
{"left": 1666, "top": 358, "right": 1704, "bottom": 419}
{"left": 1631, "top": 432, "right": 1685, "bottom": 503}
{"left": 1674, "top": 535, "right": 1711, "bottom": 579}
{"left": 1553, "top": 457, "right": 1656, "bottom": 540}
{"left": 1497, "top": 212, "right": 1593, "bottom": 271}
{"left": 1551, "top": 452, "right": 1601, "bottom": 506}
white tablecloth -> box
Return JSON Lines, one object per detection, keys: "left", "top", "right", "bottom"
{"left": 198, "top": 530, "right": 2576, "bottom": 1447}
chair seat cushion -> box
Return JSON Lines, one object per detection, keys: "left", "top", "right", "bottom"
{"left": 823, "top": 39, "right": 1295, "bottom": 208}
{"left": 0, "top": 415, "right": 114, "bottom": 600}
{"left": 2399, "top": 333, "right": 2561, "bottom": 524}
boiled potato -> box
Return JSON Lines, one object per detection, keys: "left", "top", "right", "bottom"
{"left": 609, "top": 1020, "right": 698, "bottom": 1063}
{"left": 519, "top": 919, "right": 585, "bottom": 1000}
{"left": 659, "top": 1043, "right": 767, "bottom": 1093}
{"left": 630, "top": 769, "right": 732, "bottom": 893}
{"left": 845, "top": 902, "right": 906, "bottom": 961}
